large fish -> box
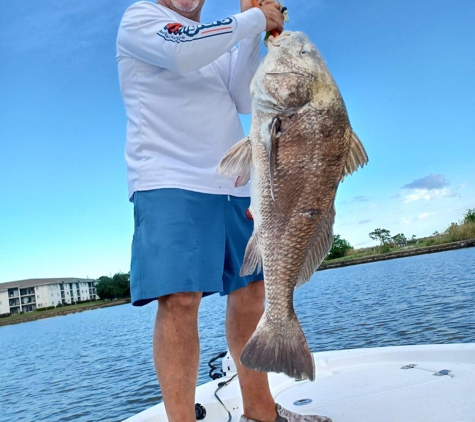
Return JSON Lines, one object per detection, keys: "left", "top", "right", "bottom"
{"left": 218, "top": 31, "right": 368, "bottom": 381}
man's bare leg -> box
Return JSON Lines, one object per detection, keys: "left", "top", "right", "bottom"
{"left": 226, "top": 281, "right": 277, "bottom": 422}
{"left": 154, "top": 292, "right": 203, "bottom": 422}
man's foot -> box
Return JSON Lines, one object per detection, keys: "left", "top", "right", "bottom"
{"left": 239, "top": 403, "right": 333, "bottom": 422}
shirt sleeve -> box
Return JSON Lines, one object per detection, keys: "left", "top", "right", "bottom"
{"left": 228, "top": 33, "right": 262, "bottom": 114}
{"left": 117, "top": 2, "right": 266, "bottom": 73}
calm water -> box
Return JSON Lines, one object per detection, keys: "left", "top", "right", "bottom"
{"left": 1, "top": 248, "right": 474, "bottom": 422}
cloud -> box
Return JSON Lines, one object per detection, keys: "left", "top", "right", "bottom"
{"left": 399, "top": 174, "right": 460, "bottom": 202}
{"left": 352, "top": 196, "right": 369, "bottom": 202}
{"left": 403, "top": 188, "right": 457, "bottom": 203}
{"left": 402, "top": 174, "right": 449, "bottom": 190}
{"left": 418, "top": 212, "right": 430, "bottom": 219}
{"left": 358, "top": 219, "right": 371, "bottom": 225}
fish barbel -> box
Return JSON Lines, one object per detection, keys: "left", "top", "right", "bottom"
{"left": 218, "top": 31, "right": 368, "bottom": 381}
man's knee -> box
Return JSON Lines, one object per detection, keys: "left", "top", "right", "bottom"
{"left": 158, "top": 292, "right": 202, "bottom": 314}
{"left": 229, "top": 281, "right": 265, "bottom": 307}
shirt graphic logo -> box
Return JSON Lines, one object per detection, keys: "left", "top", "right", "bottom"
{"left": 165, "top": 23, "right": 184, "bottom": 35}
{"left": 158, "top": 18, "right": 234, "bottom": 43}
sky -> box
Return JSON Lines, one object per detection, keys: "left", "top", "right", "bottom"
{"left": 0, "top": 0, "right": 474, "bottom": 283}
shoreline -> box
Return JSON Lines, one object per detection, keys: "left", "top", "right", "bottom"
{"left": 2, "top": 239, "right": 474, "bottom": 327}
{"left": 0, "top": 299, "right": 131, "bottom": 327}
{"left": 319, "top": 238, "right": 475, "bottom": 271}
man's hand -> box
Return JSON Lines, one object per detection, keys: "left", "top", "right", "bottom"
{"left": 260, "top": 0, "right": 284, "bottom": 33}
{"left": 241, "top": 0, "right": 285, "bottom": 34}
{"left": 240, "top": 0, "right": 254, "bottom": 12}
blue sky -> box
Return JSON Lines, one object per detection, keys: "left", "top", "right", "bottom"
{"left": 1, "top": 0, "right": 474, "bottom": 283}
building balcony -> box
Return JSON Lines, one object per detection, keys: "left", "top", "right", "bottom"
{"left": 22, "top": 305, "right": 36, "bottom": 313}
{"left": 20, "top": 288, "right": 35, "bottom": 296}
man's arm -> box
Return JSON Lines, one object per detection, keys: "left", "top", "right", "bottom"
{"left": 228, "top": 35, "right": 261, "bottom": 114}
{"left": 229, "top": 0, "right": 283, "bottom": 113}
{"left": 117, "top": 2, "right": 266, "bottom": 73}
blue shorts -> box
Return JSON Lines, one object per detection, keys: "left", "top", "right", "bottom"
{"left": 130, "top": 188, "right": 263, "bottom": 306}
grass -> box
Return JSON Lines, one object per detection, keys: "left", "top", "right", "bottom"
{"left": 430, "top": 222, "right": 475, "bottom": 245}
{"left": 324, "top": 221, "right": 475, "bottom": 264}
{"left": 2, "top": 300, "right": 113, "bottom": 321}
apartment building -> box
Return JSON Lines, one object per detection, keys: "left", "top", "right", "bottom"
{"left": 0, "top": 278, "right": 98, "bottom": 315}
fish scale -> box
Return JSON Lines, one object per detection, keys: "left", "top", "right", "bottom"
{"left": 218, "top": 31, "right": 368, "bottom": 380}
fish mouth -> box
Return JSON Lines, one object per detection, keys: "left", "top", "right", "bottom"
{"left": 265, "top": 72, "right": 307, "bottom": 78}
{"left": 265, "top": 71, "right": 314, "bottom": 80}
{"left": 267, "top": 31, "right": 293, "bottom": 46}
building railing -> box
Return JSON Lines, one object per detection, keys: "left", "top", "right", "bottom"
{"left": 20, "top": 288, "right": 35, "bottom": 296}
{"left": 21, "top": 298, "right": 36, "bottom": 304}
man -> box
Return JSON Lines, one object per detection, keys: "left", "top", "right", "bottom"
{"left": 117, "top": 1, "right": 332, "bottom": 421}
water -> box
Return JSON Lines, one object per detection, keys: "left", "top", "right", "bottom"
{"left": 1, "top": 248, "right": 474, "bottom": 421}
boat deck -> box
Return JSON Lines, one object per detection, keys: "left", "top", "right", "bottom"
{"left": 124, "top": 343, "right": 475, "bottom": 422}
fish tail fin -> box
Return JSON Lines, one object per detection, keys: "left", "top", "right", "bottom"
{"left": 240, "top": 313, "right": 315, "bottom": 381}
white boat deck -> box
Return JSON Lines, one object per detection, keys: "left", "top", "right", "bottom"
{"left": 124, "top": 343, "right": 475, "bottom": 422}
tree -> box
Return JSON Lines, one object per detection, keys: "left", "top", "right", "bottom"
{"left": 369, "top": 228, "right": 392, "bottom": 245}
{"left": 96, "top": 273, "right": 131, "bottom": 300}
{"left": 96, "top": 276, "right": 114, "bottom": 300}
{"left": 392, "top": 233, "right": 407, "bottom": 246}
{"left": 327, "top": 234, "right": 353, "bottom": 260}
{"left": 112, "top": 272, "right": 130, "bottom": 298}
{"left": 463, "top": 208, "right": 475, "bottom": 224}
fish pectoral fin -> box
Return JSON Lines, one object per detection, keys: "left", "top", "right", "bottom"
{"left": 341, "top": 131, "right": 369, "bottom": 180}
{"left": 296, "top": 205, "right": 335, "bottom": 288}
{"left": 240, "top": 232, "right": 262, "bottom": 277}
{"left": 218, "top": 137, "right": 253, "bottom": 177}
{"left": 235, "top": 172, "right": 251, "bottom": 187}
{"left": 267, "top": 117, "right": 282, "bottom": 201}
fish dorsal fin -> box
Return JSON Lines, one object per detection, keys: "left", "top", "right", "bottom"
{"left": 240, "top": 232, "right": 262, "bottom": 277}
{"left": 295, "top": 205, "right": 335, "bottom": 288}
{"left": 218, "top": 137, "right": 253, "bottom": 177}
{"left": 342, "top": 131, "right": 368, "bottom": 180}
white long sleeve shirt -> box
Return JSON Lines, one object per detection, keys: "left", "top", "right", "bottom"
{"left": 116, "top": 1, "right": 265, "bottom": 199}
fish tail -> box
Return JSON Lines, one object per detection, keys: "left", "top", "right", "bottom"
{"left": 240, "top": 313, "right": 315, "bottom": 381}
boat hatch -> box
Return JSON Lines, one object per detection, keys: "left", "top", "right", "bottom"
{"left": 274, "top": 360, "right": 474, "bottom": 422}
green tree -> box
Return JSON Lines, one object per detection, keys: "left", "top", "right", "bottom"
{"left": 327, "top": 235, "right": 353, "bottom": 260}
{"left": 96, "top": 276, "right": 114, "bottom": 300}
{"left": 96, "top": 273, "right": 131, "bottom": 300}
{"left": 112, "top": 272, "right": 130, "bottom": 298}
{"left": 392, "top": 233, "right": 407, "bottom": 246}
{"left": 463, "top": 208, "right": 475, "bottom": 224}
{"left": 369, "top": 228, "right": 392, "bottom": 245}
